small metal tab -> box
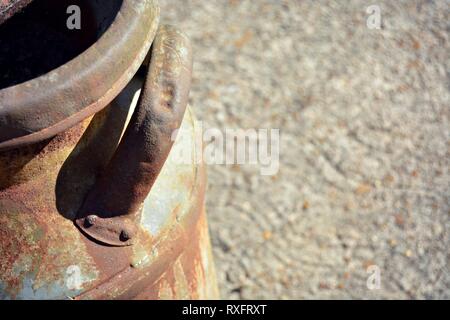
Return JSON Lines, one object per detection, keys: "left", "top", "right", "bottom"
{"left": 75, "top": 215, "right": 138, "bottom": 247}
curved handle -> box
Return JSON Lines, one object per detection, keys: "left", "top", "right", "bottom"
{"left": 75, "top": 25, "right": 193, "bottom": 246}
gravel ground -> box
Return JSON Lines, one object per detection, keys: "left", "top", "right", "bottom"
{"left": 160, "top": 0, "right": 449, "bottom": 299}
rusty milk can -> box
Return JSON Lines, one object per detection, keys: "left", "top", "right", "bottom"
{"left": 0, "top": 0, "right": 219, "bottom": 299}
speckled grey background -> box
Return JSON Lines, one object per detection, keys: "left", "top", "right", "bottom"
{"left": 160, "top": 0, "right": 449, "bottom": 299}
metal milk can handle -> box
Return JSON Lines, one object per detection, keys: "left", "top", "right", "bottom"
{"left": 75, "top": 25, "right": 193, "bottom": 247}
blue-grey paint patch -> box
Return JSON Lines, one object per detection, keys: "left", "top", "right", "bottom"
{"left": 141, "top": 108, "right": 197, "bottom": 235}
{"left": 0, "top": 265, "right": 97, "bottom": 300}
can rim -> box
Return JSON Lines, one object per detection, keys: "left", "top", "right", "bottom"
{"left": 0, "top": 0, "right": 160, "bottom": 151}
{"left": 0, "top": 0, "right": 34, "bottom": 25}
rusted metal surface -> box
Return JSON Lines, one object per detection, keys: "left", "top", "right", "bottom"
{"left": 75, "top": 25, "right": 193, "bottom": 247}
{"left": 0, "top": 0, "right": 218, "bottom": 300}
{"left": 0, "top": 0, "right": 160, "bottom": 151}
{"left": 0, "top": 88, "right": 218, "bottom": 299}
{"left": 0, "top": 118, "right": 101, "bottom": 299}
{"left": 0, "top": 0, "right": 33, "bottom": 25}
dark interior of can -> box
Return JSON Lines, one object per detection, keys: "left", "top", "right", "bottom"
{"left": 0, "top": 0, "right": 123, "bottom": 89}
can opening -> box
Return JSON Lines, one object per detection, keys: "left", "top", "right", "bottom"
{"left": 0, "top": 0, "right": 123, "bottom": 89}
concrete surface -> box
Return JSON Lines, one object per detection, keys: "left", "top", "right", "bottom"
{"left": 160, "top": 0, "right": 449, "bottom": 299}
